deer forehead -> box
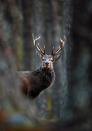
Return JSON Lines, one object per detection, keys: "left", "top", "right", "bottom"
{"left": 42, "top": 54, "right": 53, "bottom": 61}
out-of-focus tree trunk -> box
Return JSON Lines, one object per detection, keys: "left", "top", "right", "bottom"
{"left": 21, "top": 0, "right": 33, "bottom": 70}
{"left": 69, "top": 0, "right": 92, "bottom": 116}
{"left": 4, "top": 0, "right": 24, "bottom": 70}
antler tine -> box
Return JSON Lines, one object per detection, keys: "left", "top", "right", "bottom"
{"left": 55, "top": 45, "right": 62, "bottom": 54}
{"left": 32, "top": 33, "right": 40, "bottom": 46}
{"left": 32, "top": 34, "right": 45, "bottom": 55}
{"left": 60, "top": 38, "right": 64, "bottom": 48}
{"left": 52, "top": 39, "right": 64, "bottom": 55}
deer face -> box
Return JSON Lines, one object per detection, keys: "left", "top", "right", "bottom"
{"left": 32, "top": 34, "right": 65, "bottom": 70}
{"left": 41, "top": 54, "right": 54, "bottom": 70}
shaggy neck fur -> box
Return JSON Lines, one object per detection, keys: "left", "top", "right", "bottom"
{"left": 21, "top": 67, "right": 55, "bottom": 99}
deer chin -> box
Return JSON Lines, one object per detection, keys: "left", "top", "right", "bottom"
{"left": 42, "top": 65, "right": 49, "bottom": 70}
{"left": 45, "top": 65, "right": 50, "bottom": 70}
{"left": 42, "top": 65, "right": 53, "bottom": 71}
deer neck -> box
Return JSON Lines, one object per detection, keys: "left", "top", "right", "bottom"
{"left": 40, "top": 67, "right": 55, "bottom": 86}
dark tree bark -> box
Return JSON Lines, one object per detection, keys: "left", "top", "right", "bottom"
{"left": 21, "top": 0, "right": 33, "bottom": 70}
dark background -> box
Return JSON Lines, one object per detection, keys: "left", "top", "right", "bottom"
{"left": 0, "top": 0, "right": 92, "bottom": 130}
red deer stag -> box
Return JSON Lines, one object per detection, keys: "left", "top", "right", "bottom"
{"left": 18, "top": 35, "right": 65, "bottom": 99}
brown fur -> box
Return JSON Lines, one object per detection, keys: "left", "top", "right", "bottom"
{"left": 18, "top": 68, "right": 54, "bottom": 99}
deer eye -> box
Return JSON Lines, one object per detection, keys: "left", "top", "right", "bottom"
{"left": 42, "top": 58, "right": 45, "bottom": 61}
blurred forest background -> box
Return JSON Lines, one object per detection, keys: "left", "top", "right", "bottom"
{"left": 0, "top": 0, "right": 92, "bottom": 130}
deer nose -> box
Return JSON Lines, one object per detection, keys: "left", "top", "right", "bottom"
{"left": 45, "top": 61, "right": 49, "bottom": 65}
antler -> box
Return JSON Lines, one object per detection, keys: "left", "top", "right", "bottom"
{"left": 52, "top": 38, "right": 65, "bottom": 61}
{"left": 52, "top": 38, "right": 64, "bottom": 55}
{"left": 32, "top": 34, "right": 45, "bottom": 56}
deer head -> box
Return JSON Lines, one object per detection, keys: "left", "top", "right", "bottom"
{"left": 32, "top": 34, "right": 65, "bottom": 70}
